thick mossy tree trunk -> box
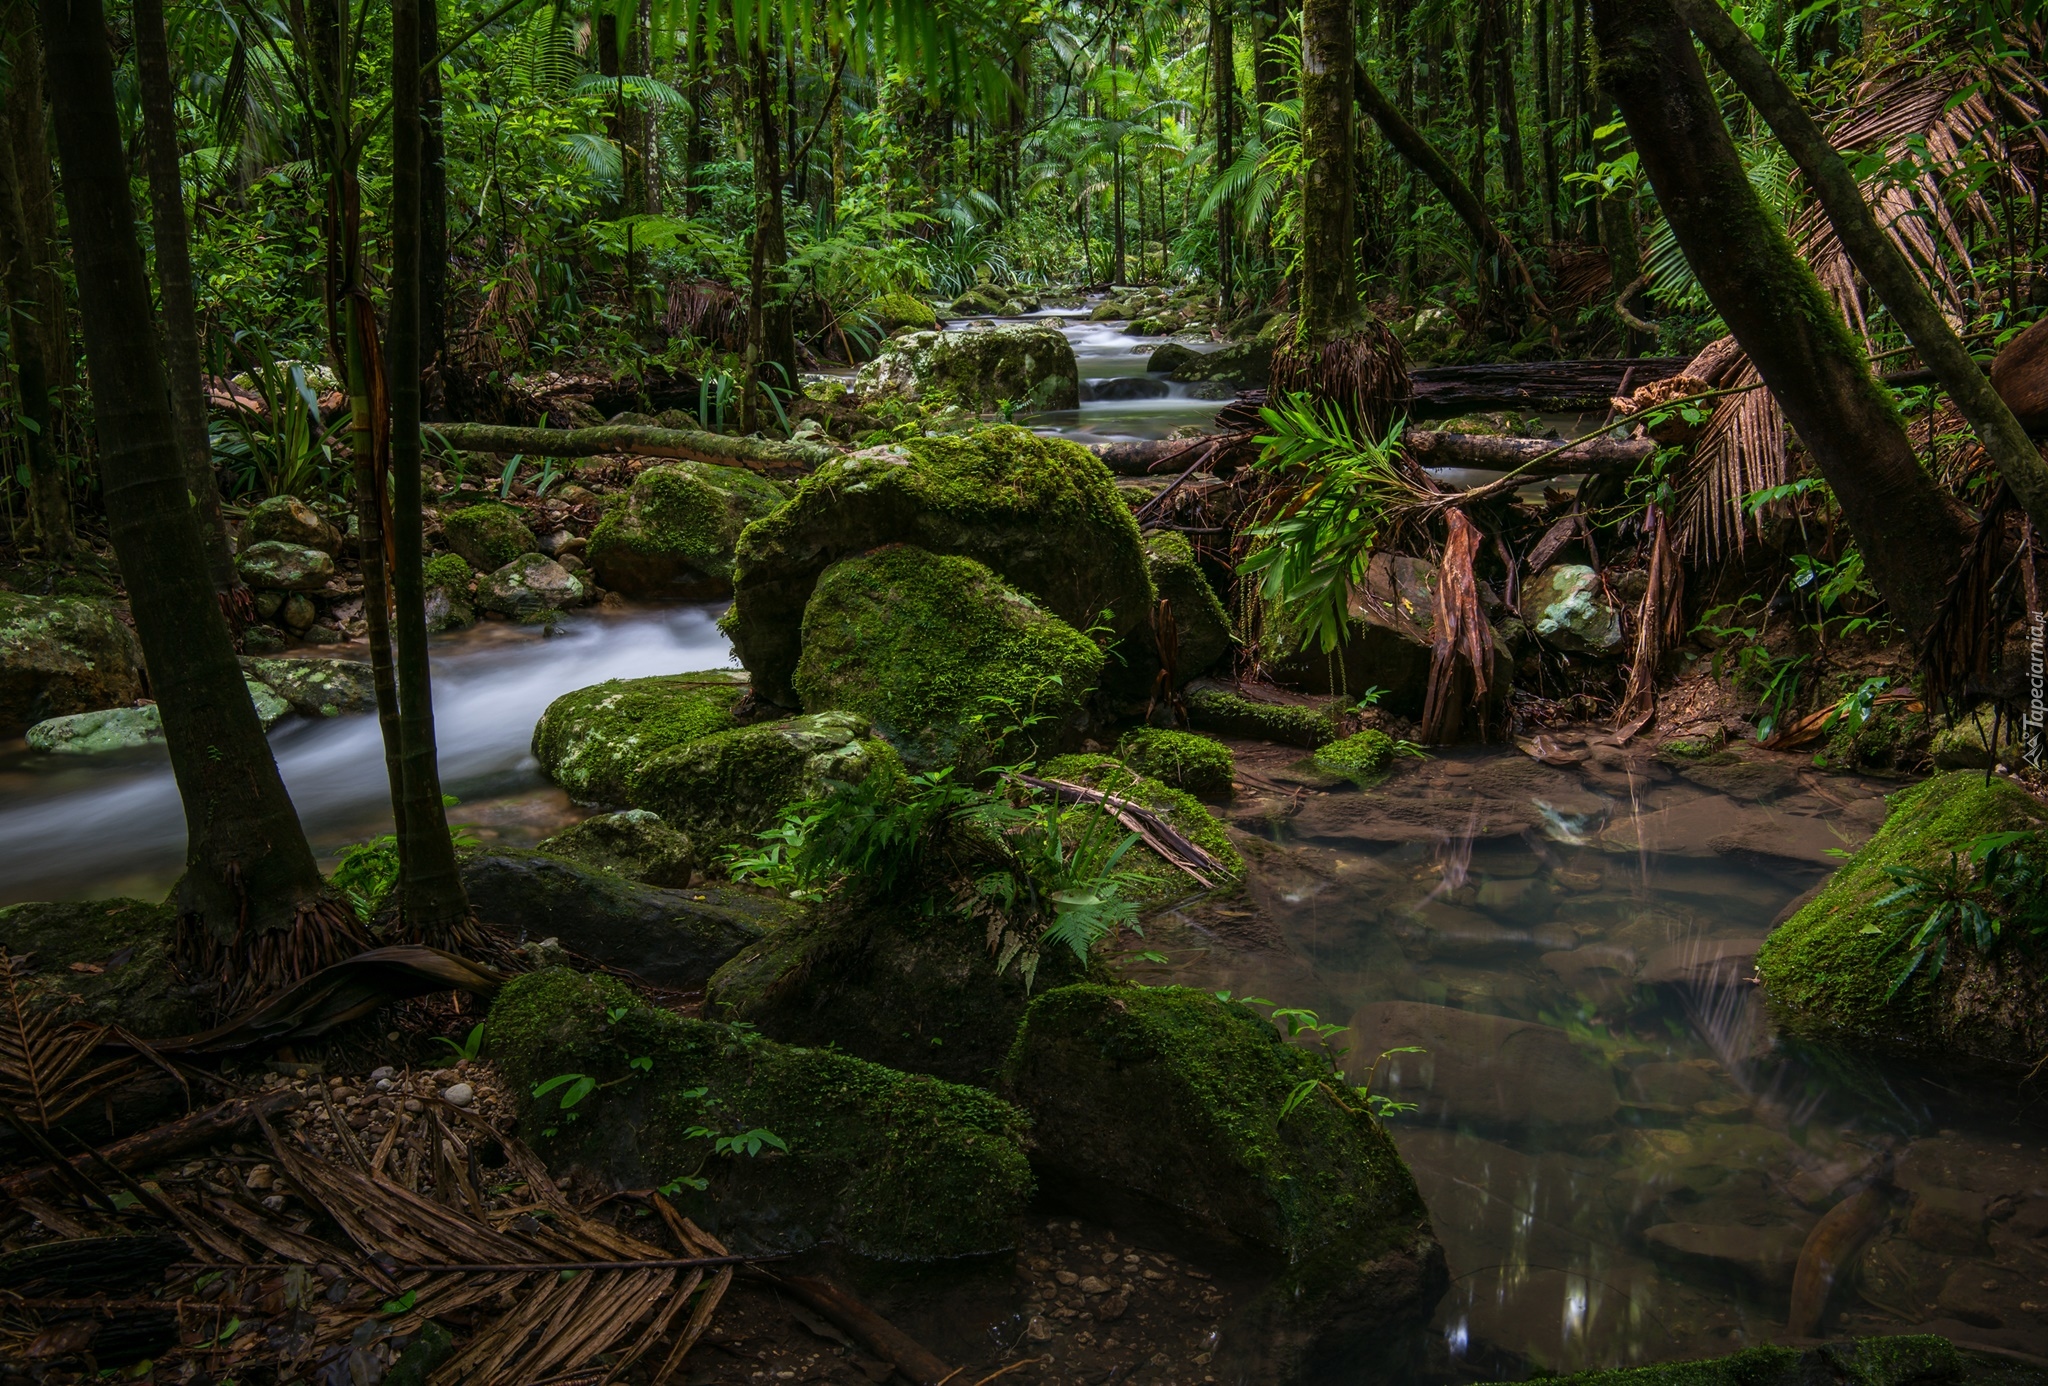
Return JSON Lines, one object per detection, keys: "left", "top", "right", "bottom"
{"left": 421, "top": 0, "right": 448, "bottom": 415}
{"left": 1273, "top": 0, "right": 1410, "bottom": 430}
{"left": 1592, "top": 0, "right": 1968, "bottom": 634}
{"left": 741, "top": 32, "right": 797, "bottom": 435}
{"left": 39, "top": 0, "right": 363, "bottom": 1003}
{"left": 135, "top": 0, "right": 239, "bottom": 604}
{"left": 1676, "top": 0, "right": 2048, "bottom": 536}
{"left": 0, "top": 9, "right": 71, "bottom": 559}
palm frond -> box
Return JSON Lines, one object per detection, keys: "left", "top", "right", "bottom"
{"left": 0, "top": 951, "right": 138, "bottom": 1130}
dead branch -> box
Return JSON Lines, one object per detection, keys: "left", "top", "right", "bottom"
{"left": 429, "top": 421, "right": 838, "bottom": 477}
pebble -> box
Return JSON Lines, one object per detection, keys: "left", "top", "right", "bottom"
{"left": 1055, "top": 1270, "right": 1079, "bottom": 1286}
{"left": 1078, "top": 1275, "right": 1110, "bottom": 1295}
{"left": 369, "top": 1066, "right": 395, "bottom": 1082}
{"left": 442, "top": 1083, "right": 475, "bottom": 1107}
{"left": 402, "top": 1098, "right": 423, "bottom": 1113}
{"left": 245, "top": 1164, "right": 275, "bottom": 1191}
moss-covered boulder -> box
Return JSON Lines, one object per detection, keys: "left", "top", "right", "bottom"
{"left": 1482, "top": 1337, "right": 2001, "bottom": 1386}
{"left": 0, "top": 898, "right": 200, "bottom": 1037}
{"left": 240, "top": 495, "right": 342, "bottom": 556}
{"left": 866, "top": 292, "right": 937, "bottom": 332}
{"left": 1166, "top": 336, "right": 1273, "bottom": 387}
{"left": 852, "top": 325, "right": 1080, "bottom": 413}
{"left": 459, "top": 849, "right": 790, "bottom": 986}
{"left": 726, "top": 426, "right": 1152, "bottom": 707}
{"left": 235, "top": 540, "right": 335, "bottom": 592}
{"left": 1115, "top": 727, "right": 1233, "bottom": 794}
{"left": 1756, "top": 772, "right": 2048, "bottom": 1067}
{"left": 1314, "top": 729, "right": 1399, "bottom": 782}
{"left": 632, "top": 711, "right": 901, "bottom": 859}
{"left": 944, "top": 285, "right": 1007, "bottom": 318}
{"left": 1141, "top": 531, "right": 1232, "bottom": 683}
{"left": 239, "top": 656, "right": 375, "bottom": 717}
{"left": 488, "top": 968, "right": 1034, "bottom": 1259}
{"left": 532, "top": 671, "right": 751, "bottom": 806}
{"left": 1185, "top": 682, "right": 1339, "bottom": 748}
{"left": 794, "top": 546, "right": 1104, "bottom": 771}
{"left": 27, "top": 674, "right": 289, "bottom": 752}
{"left": 1521, "top": 563, "right": 1624, "bottom": 655}
{"left": 1002, "top": 985, "right": 1446, "bottom": 1382}
{"left": 1037, "top": 754, "right": 1243, "bottom": 900}
{"left": 477, "top": 553, "right": 584, "bottom": 618}
{"left": 441, "top": 502, "right": 536, "bottom": 572}
{"left": 586, "top": 462, "right": 787, "bottom": 601}
{"left": 423, "top": 554, "right": 475, "bottom": 633}
{"left": 538, "top": 810, "right": 694, "bottom": 887}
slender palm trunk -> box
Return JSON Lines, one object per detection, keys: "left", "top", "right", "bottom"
{"left": 422, "top": 0, "right": 448, "bottom": 415}
{"left": 0, "top": 10, "right": 70, "bottom": 558}
{"left": 1299, "top": 0, "right": 1360, "bottom": 337}
{"left": 1112, "top": 144, "right": 1126, "bottom": 283}
{"left": 742, "top": 32, "right": 794, "bottom": 433}
{"left": 1212, "top": 0, "right": 1234, "bottom": 310}
{"left": 135, "top": 0, "right": 238, "bottom": 602}
{"left": 1491, "top": 0, "right": 1526, "bottom": 200}
{"left": 39, "top": 0, "right": 363, "bottom": 1002}
{"left": 1534, "top": 0, "right": 1558, "bottom": 239}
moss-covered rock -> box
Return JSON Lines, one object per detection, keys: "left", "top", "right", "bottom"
{"left": 0, "top": 594, "right": 145, "bottom": 735}
{"left": 1479, "top": 1336, "right": 1994, "bottom": 1386}
{"left": 477, "top": 553, "right": 584, "bottom": 618}
{"left": 460, "top": 849, "right": 789, "bottom": 986}
{"left": 1184, "top": 683, "right": 1339, "bottom": 748}
{"left": 1166, "top": 336, "right": 1273, "bottom": 387}
{"left": 1141, "top": 531, "right": 1232, "bottom": 684}
{"left": 27, "top": 674, "right": 289, "bottom": 752}
{"left": 586, "top": 463, "right": 787, "bottom": 600}
{"left": 1520, "top": 563, "right": 1623, "bottom": 655}
{"left": 441, "top": 502, "right": 536, "bottom": 572}
{"left": 727, "top": 426, "right": 1151, "bottom": 708}
{"left": 234, "top": 540, "right": 334, "bottom": 592}
{"left": 0, "top": 898, "right": 200, "bottom": 1037}
{"left": 240, "top": 495, "right": 341, "bottom": 556}
{"left": 423, "top": 554, "right": 476, "bottom": 633}
{"left": 538, "top": 810, "right": 694, "bottom": 887}
{"left": 794, "top": 546, "right": 1104, "bottom": 771}
{"left": 866, "top": 292, "right": 937, "bottom": 332}
{"left": 1930, "top": 708, "right": 2020, "bottom": 771}
{"left": 487, "top": 968, "right": 1034, "bottom": 1259}
{"left": 1115, "top": 727, "right": 1233, "bottom": 794}
{"left": 1001, "top": 984, "right": 1445, "bottom": 1382}
{"left": 1314, "top": 729, "right": 1399, "bottom": 781}
{"left": 852, "top": 325, "right": 1080, "bottom": 413}
{"left": 944, "top": 285, "right": 1006, "bottom": 318}
{"left": 239, "top": 656, "right": 375, "bottom": 717}
{"left": 631, "top": 711, "right": 901, "bottom": 859}
{"left": 1755, "top": 772, "right": 2048, "bottom": 1067}
{"left": 531, "top": 671, "right": 751, "bottom": 806}
{"left": 1038, "top": 754, "right": 1243, "bottom": 900}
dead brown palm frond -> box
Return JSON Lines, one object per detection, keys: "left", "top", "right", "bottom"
{"left": 665, "top": 277, "right": 747, "bottom": 351}
{"left": 1419, "top": 510, "right": 1495, "bottom": 745}
{"left": 1671, "top": 357, "right": 1788, "bottom": 561}
{"left": 0, "top": 951, "right": 139, "bottom": 1130}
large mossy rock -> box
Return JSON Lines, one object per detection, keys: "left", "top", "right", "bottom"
{"left": 26, "top": 675, "right": 288, "bottom": 752}
{"left": 240, "top": 495, "right": 342, "bottom": 556}
{"left": 1521, "top": 563, "right": 1624, "bottom": 655}
{"left": 1115, "top": 727, "right": 1234, "bottom": 795}
{"left": 631, "top": 711, "right": 900, "bottom": 859}
{"left": 459, "top": 849, "right": 791, "bottom": 986}
{"left": 1002, "top": 985, "right": 1446, "bottom": 1383}
{"left": 725, "top": 425, "right": 1151, "bottom": 707}
{"left": 441, "top": 502, "right": 536, "bottom": 572}
{"left": 1141, "top": 531, "right": 1232, "bottom": 683}
{"left": 1184, "top": 682, "right": 1340, "bottom": 748}
{"left": 488, "top": 968, "right": 1035, "bottom": 1259}
{"left": 537, "top": 810, "right": 694, "bottom": 887}
{"left": 0, "top": 898, "right": 201, "bottom": 1037}
{"left": 794, "top": 546, "right": 1104, "bottom": 770}
{"left": 532, "top": 670, "right": 750, "bottom": 806}
{"left": 586, "top": 462, "right": 787, "bottom": 600}
{"left": 1037, "top": 754, "right": 1243, "bottom": 900}
{"left": 0, "top": 594, "right": 145, "bottom": 735}
{"left": 239, "top": 656, "right": 375, "bottom": 717}
{"left": 865, "top": 292, "right": 937, "bottom": 332}
{"left": 235, "top": 540, "right": 335, "bottom": 592}
{"left": 1755, "top": 772, "right": 2048, "bottom": 1067}
{"left": 477, "top": 553, "right": 584, "bottom": 617}
{"left": 854, "top": 325, "right": 1080, "bottom": 412}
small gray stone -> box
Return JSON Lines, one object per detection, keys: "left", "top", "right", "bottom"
{"left": 236, "top": 540, "right": 335, "bottom": 592}
{"left": 1520, "top": 563, "right": 1623, "bottom": 655}
{"left": 441, "top": 1082, "right": 475, "bottom": 1107}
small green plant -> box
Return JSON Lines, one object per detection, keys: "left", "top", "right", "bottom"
{"left": 685, "top": 1126, "right": 788, "bottom": 1158}
{"left": 1867, "top": 830, "right": 2048, "bottom": 995}
{"left": 434, "top": 1022, "right": 486, "bottom": 1062}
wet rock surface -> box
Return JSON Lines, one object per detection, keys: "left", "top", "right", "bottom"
{"left": 586, "top": 461, "right": 786, "bottom": 600}
{"left": 0, "top": 592, "right": 146, "bottom": 734}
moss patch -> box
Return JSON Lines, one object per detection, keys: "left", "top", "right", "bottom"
{"left": 795, "top": 546, "right": 1104, "bottom": 771}
{"left": 1116, "top": 727, "right": 1233, "bottom": 795}
{"left": 1038, "top": 754, "right": 1242, "bottom": 900}
{"left": 1141, "top": 532, "right": 1232, "bottom": 683}
{"left": 0, "top": 898, "right": 199, "bottom": 1037}
{"left": 1185, "top": 686, "right": 1338, "bottom": 748}
{"left": 441, "top": 503, "right": 535, "bottom": 572}
{"left": 487, "top": 968, "right": 1034, "bottom": 1259}
{"left": 531, "top": 671, "right": 750, "bottom": 806}
{"left": 1314, "top": 729, "right": 1397, "bottom": 782}
{"left": 587, "top": 463, "right": 786, "bottom": 601}
{"left": 538, "top": 810, "right": 694, "bottom": 887}
{"left": 866, "top": 292, "right": 937, "bottom": 332}
{"left": 1755, "top": 772, "right": 2048, "bottom": 1066}
{"left": 0, "top": 593, "right": 147, "bottom": 736}
{"left": 423, "top": 553, "right": 472, "bottom": 591}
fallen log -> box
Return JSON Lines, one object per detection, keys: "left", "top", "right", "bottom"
{"left": 0, "top": 1090, "right": 303, "bottom": 1200}
{"left": 762, "top": 1272, "right": 957, "bottom": 1385}
{"left": 428, "top": 421, "right": 838, "bottom": 477}
{"left": 1409, "top": 358, "right": 1690, "bottom": 414}
{"left": 1092, "top": 428, "right": 1655, "bottom": 478}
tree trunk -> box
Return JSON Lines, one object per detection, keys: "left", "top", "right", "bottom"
{"left": 742, "top": 32, "right": 795, "bottom": 433}
{"left": 39, "top": 0, "right": 362, "bottom": 1002}
{"left": 1676, "top": 0, "right": 2048, "bottom": 546}
{"left": 1592, "top": 0, "right": 1968, "bottom": 636}
{"left": 0, "top": 9, "right": 70, "bottom": 558}
{"left": 1533, "top": 0, "right": 1558, "bottom": 239}
{"left": 1570, "top": 0, "right": 1590, "bottom": 237}
{"left": 1212, "top": 0, "right": 1233, "bottom": 309}
{"left": 1112, "top": 143, "right": 1126, "bottom": 283}
{"left": 1465, "top": 3, "right": 1492, "bottom": 200}
{"left": 1298, "top": 0, "right": 1359, "bottom": 337}
{"left": 1490, "top": 0, "right": 1526, "bottom": 200}
{"left": 421, "top": 0, "right": 448, "bottom": 416}
{"left": 134, "top": 0, "right": 237, "bottom": 600}
{"left": 389, "top": 0, "right": 471, "bottom": 941}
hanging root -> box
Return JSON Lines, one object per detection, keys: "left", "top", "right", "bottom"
{"left": 1920, "top": 482, "right": 2015, "bottom": 714}
{"left": 177, "top": 894, "right": 372, "bottom": 1018}
{"left": 1267, "top": 316, "right": 1413, "bottom": 435}
{"left": 1419, "top": 510, "right": 1496, "bottom": 744}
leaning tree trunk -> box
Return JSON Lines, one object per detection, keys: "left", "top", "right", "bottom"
{"left": 135, "top": 0, "right": 240, "bottom": 604}
{"left": 0, "top": 8, "right": 70, "bottom": 558}
{"left": 1675, "top": 0, "right": 2048, "bottom": 539}
{"left": 39, "top": 0, "right": 363, "bottom": 1005}
{"left": 1592, "top": 0, "right": 1968, "bottom": 635}
{"left": 1273, "top": 0, "right": 1410, "bottom": 431}
{"left": 390, "top": 0, "right": 472, "bottom": 943}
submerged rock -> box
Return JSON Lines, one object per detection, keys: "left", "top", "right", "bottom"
{"left": 0, "top": 897, "right": 200, "bottom": 1036}
{"left": 853, "top": 324, "right": 1080, "bottom": 413}
{"left": 477, "top": 553, "right": 584, "bottom": 618}
{"left": 239, "top": 656, "right": 375, "bottom": 717}
{"left": 460, "top": 849, "right": 787, "bottom": 986}
{"left": 1140, "top": 530, "right": 1232, "bottom": 686}
{"left": 240, "top": 495, "right": 342, "bottom": 556}
{"left": 440, "top": 502, "right": 537, "bottom": 572}
{"left": 488, "top": 968, "right": 1034, "bottom": 1259}
{"left": 1756, "top": 771, "right": 2048, "bottom": 1067}
{"left": 1348, "top": 1000, "right": 1620, "bottom": 1130}
{"left": 532, "top": 670, "right": 750, "bottom": 806}
{"left": 1002, "top": 985, "right": 1446, "bottom": 1383}
{"left": 725, "top": 426, "right": 1151, "bottom": 708}
{"left": 537, "top": 810, "right": 694, "bottom": 888}
{"left": 586, "top": 462, "right": 786, "bottom": 600}
{"left": 235, "top": 540, "right": 334, "bottom": 592}
{"left": 1521, "top": 563, "right": 1623, "bottom": 655}
{"left": 793, "top": 545, "right": 1103, "bottom": 770}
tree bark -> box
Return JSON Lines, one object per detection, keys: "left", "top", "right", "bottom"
{"left": 1592, "top": 0, "right": 1968, "bottom": 635}
{"left": 1534, "top": 0, "right": 1558, "bottom": 239}
{"left": 421, "top": 0, "right": 448, "bottom": 415}
{"left": 39, "top": 0, "right": 361, "bottom": 998}
{"left": 1299, "top": 0, "right": 1360, "bottom": 337}
{"left": 390, "top": 0, "right": 471, "bottom": 941}
{"left": 0, "top": 8, "right": 70, "bottom": 557}
{"left": 741, "top": 32, "right": 796, "bottom": 434}
{"left": 431, "top": 421, "right": 836, "bottom": 474}
{"left": 134, "top": 0, "right": 237, "bottom": 598}
{"left": 1211, "top": 0, "right": 1235, "bottom": 311}
{"left": 1489, "top": 0, "right": 1526, "bottom": 199}
{"left": 1676, "top": 0, "right": 2048, "bottom": 540}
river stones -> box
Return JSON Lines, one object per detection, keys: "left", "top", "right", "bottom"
{"left": 1001, "top": 984, "right": 1446, "bottom": 1384}
{"left": 531, "top": 670, "right": 750, "bottom": 806}
{"left": 854, "top": 324, "right": 1080, "bottom": 413}
{"left": 1140, "top": 531, "right": 1232, "bottom": 685}
{"left": 240, "top": 495, "right": 342, "bottom": 556}
{"left": 477, "top": 553, "right": 584, "bottom": 618}
{"left": 239, "top": 655, "right": 375, "bottom": 717}
{"left": 488, "top": 967, "right": 1034, "bottom": 1259}
{"left": 537, "top": 810, "right": 694, "bottom": 888}
{"left": 440, "top": 501, "right": 536, "bottom": 571}
{"left": 1642, "top": 1221, "right": 1809, "bottom": 1295}
{"left": 725, "top": 425, "right": 1151, "bottom": 709}
{"left": 1348, "top": 1001, "right": 1620, "bottom": 1129}
{"left": 585, "top": 461, "right": 786, "bottom": 600}
{"left": 1521, "top": 563, "right": 1623, "bottom": 655}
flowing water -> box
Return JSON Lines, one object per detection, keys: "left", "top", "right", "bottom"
{"left": 1024, "top": 313, "right": 1234, "bottom": 443}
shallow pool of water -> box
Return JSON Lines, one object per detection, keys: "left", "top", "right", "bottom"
{"left": 1026, "top": 314, "right": 1232, "bottom": 443}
